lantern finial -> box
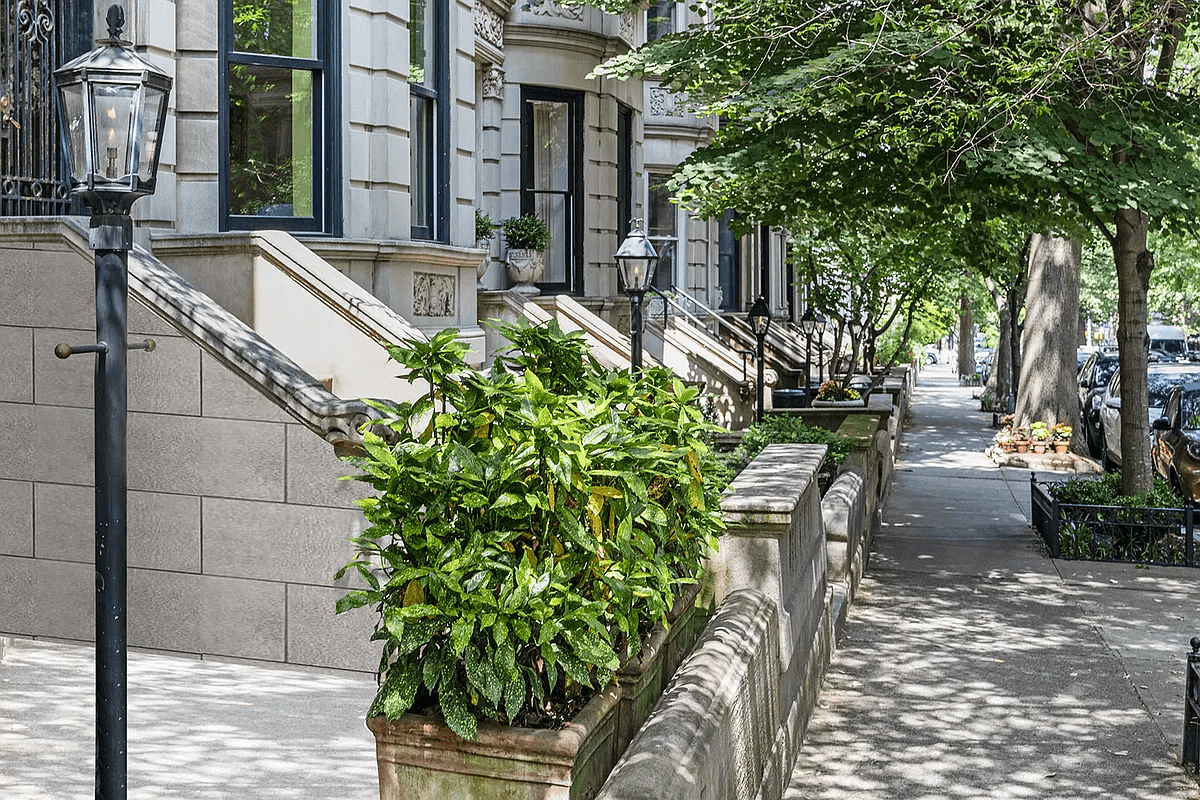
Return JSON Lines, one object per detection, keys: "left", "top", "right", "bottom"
{"left": 106, "top": 5, "right": 125, "bottom": 39}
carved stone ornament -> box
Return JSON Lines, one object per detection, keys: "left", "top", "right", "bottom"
{"left": 525, "top": 0, "right": 584, "bottom": 22}
{"left": 649, "top": 86, "right": 688, "bottom": 118}
{"left": 474, "top": 4, "right": 504, "bottom": 48}
{"left": 482, "top": 66, "right": 505, "bottom": 100}
{"left": 413, "top": 272, "right": 456, "bottom": 317}
{"left": 620, "top": 11, "right": 635, "bottom": 44}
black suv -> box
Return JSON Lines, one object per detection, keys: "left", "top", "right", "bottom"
{"left": 1078, "top": 349, "right": 1120, "bottom": 458}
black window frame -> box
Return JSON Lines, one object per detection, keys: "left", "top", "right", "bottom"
{"left": 220, "top": 0, "right": 342, "bottom": 235}
{"left": 409, "top": 0, "right": 450, "bottom": 242}
{"left": 521, "top": 86, "right": 583, "bottom": 296}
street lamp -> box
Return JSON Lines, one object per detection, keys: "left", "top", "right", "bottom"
{"left": 615, "top": 219, "right": 658, "bottom": 372}
{"left": 747, "top": 295, "right": 771, "bottom": 422}
{"left": 53, "top": 7, "right": 172, "bottom": 799}
{"left": 809, "top": 309, "right": 828, "bottom": 384}
{"left": 799, "top": 306, "right": 817, "bottom": 397}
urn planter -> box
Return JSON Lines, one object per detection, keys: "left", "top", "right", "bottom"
{"left": 476, "top": 237, "right": 493, "bottom": 286}
{"left": 505, "top": 248, "right": 544, "bottom": 296}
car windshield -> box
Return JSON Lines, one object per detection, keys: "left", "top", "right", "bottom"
{"left": 1182, "top": 391, "right": 1200, "bottom": 431}
{"left": 1149, "top": 370, "right": 1200, "bottom": 406}
{"left": 1154, "top": 340, "right": 1188, "bottom": 356}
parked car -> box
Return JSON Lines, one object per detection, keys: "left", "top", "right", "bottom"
{"left": 1151, "top": 383, "right": 1200, "bottom": 501}
{"left": 1098, "top": 363, "right": 1200, "bottom": 469}
{"left": 1148, "top": 324, "right": 1189, "bottom": 363}
{"left": 1077, "top": 349, "right": 1120, "bottom": 458}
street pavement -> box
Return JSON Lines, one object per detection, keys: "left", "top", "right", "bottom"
{"left": 787, "top": 363, "right": 1200, "bottom": 799}
{"left": 4, "top": 363, "right": 1200, "bottom": 799}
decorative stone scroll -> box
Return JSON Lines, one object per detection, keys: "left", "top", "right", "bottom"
{"left": 413, "top": 272, "right": 456, "bottom": 317}
{"left": 482, "top": 66, "right": 505, "bottom": 99}
{"left": 474, "top": 4, "right": 504, "bottom": 48}
{"left": 526, "top": 0, "right": 584, "bottom": 22}
{"left": 649, "top": 86, "right": 689, "bottom": 118}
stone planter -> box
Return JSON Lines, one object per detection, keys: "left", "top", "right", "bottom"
{"left": 369, "top": 686, "right": 621, "bottom": 800}
{"left": 505, "top": 248, "right": 544, "bottom": 296}
{"left": 613, "top": 585, "right": 705, "bottom": 755}
{"left": 811, "top": 397, "right": 865, "bottom": 408}
{"left": 368, "top": 586, "right": 705, "bottom": 800}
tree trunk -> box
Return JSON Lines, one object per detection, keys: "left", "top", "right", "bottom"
{"left": 1014, "top": 233, "right": 1080, "bottom": 430}
{"left": 1113, "top": 208, "right": 1154, "bottom": 495}
{"left": 956, "top": 295, "right": 974, "bottom": 376}
{"left": 991, "top": 289, "right": 1013, "bottom": 407}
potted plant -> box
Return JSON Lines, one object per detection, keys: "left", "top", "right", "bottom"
{"left": 475, "top": 210, "right": 497, "bottom": 285}
{"left": 335, "top": 321, "right": 725, "bottom": 800}
{"left": 993, "top": 428, "right": 1015, "bottom": 453}
{"left": 1013, "top": 425, "right": 1030, "bottom": 454}
{"left": 1051, "top": 422, "right": 1072, "bottom": 454}
{"left": 1030, "top": 421, "right": 1051, "bottom": 454}
{"left": 811, "top": 379, "right": 863, "bottom": 408}
{"left": 502, "top": 214, "right": 551, "bottom": 295}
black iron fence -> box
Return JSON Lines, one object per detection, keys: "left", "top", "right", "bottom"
{"left": 1030, "top": 474, "right": 1196, "bottom": 566}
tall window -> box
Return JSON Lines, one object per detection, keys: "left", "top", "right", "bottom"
{"left": 617, "top": 106, "right": 633, "bottom": 244}
{"left": 522, "top": 88, "right": 582, "bottom": 294}
{"left": 410, "top": 0, "right": 449, "bottom": 240}
{"left": 647, "top": 172, "right": 677, "bottom": 289}
{"left": 224, "top": 0, "right": 339, "bottom": 233}
{"left": 647, "top": 0, "right": 678, "bottom": 40}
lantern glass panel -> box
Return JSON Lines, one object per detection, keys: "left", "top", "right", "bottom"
{"left": 59, "top": 82, "right": 88, "bottom": 183}
{"left": 92, "top": 82, "right": 137, "bottom": 182}
{"left": 619, "top": 257, "right": 654, "bottom": 292}
{"left": 138, "top": 85, "right": 169, "bottom": 183}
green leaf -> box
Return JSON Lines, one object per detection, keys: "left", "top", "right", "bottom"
{"left": 440, "top": 684, "right": 478, "bottom": 741}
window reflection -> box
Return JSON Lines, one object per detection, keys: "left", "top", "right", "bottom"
{"left": 229, "top": 65, "right": 314, "bottom": 217}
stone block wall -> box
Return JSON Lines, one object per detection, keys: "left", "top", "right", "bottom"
{"left": 0, "top": 221, "right": 379, "bottom": 673}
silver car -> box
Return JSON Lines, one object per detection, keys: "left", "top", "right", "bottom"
{"left": 1098, "top": 363, "right": 1200, "bottom": 469}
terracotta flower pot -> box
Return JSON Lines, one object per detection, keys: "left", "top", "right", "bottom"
{"left": 1032, "top": 442, "right": 1046, "bottom": 454}
{"left": 1053, "top": 442, "right": 1069, "bottom": 454}
{"left": 1014, "top": 441, "right": 1029, "bottom": 454}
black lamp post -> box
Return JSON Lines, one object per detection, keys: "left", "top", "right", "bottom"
{"left": 615, "top": 219, "right": 658, "bottom": 372}
{"left": 812, "top": 310, "right": 828, "bottom": 384}
{"left": 53, "top": 7, "right": 171, "bottom": 799}
{"left": 747, "top": 295, "right": 771, "bottom": 422}
{"left": 799, "top": 306, "right": 817, "bottom": 395}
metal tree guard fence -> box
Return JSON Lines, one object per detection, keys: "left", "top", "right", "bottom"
{"left": 1030, "top": 474, "right": 1196, "bottom": 566}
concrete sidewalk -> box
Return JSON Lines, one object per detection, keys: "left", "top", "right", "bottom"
{"left": 0, "top": 638, "right": 380, "bottom": 799}
{"left": 787, "top": 364, "right": 1200, "bottom": 799}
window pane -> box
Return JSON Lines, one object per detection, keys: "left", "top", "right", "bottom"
{"left": 229, "top": 64, "right": 315, "bottom": 216}
{"left": 647, "top": 175, "right": 675, "bottom": 237}
{"left": 233, "top": 0, "right": 316, "bottom": 59}
{"left": 647, "top": 0, "right": 675, "bottom": 41}
{"left": 91, "top": 83, "right": 137, "bottom": 181}
{"left": 531, "top": 100, "right": 569, "bottom": 192}
{"left": 411, "top": 94, "right": 433, "bottom": 231}
{"left": 535, "top": 193, "right": 568, "bottom": 284}
{"left": 409, "top": 0, "right": 435, "bottom": 89}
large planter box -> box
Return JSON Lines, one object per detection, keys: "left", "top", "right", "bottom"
{"left": 369, "top": 588, "right": 708, "bottom": 800}
{"left": 369, "top": 686, "right": 621, "bottom": 800}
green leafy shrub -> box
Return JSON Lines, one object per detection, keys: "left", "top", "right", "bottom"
{"left": 502, "top": 214, "right": 551, "bottom": 251}
{"left": 1048, "top": 471, "right": 1177, "bottom": 509}
{"left": 475, "top": 209, "right": 497, "bottom": 241}
{"left": 334, "top": 322, "right": 726, "bottom": 740}
{"left": 723, "top": 415, "right": 854, "bottom": 480}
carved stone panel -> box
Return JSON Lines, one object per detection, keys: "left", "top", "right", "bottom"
{"left": 413, "top": 272, "right": 456, "bottom": 317}
{"left": 526, "top": 0, "right": 584, "bottom": 21}
{"left": 474, "top": 4, "right": 504, "bottom": 48}
{"left": 482, "top": 66, "right": 505, "bottom": 100}
{"left": 649, "top": 86, "right": 688, "bottom": 118}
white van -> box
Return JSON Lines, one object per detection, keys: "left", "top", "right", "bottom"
{"left": 1148, "top": 324, "right": 1188, "bottom": 362}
